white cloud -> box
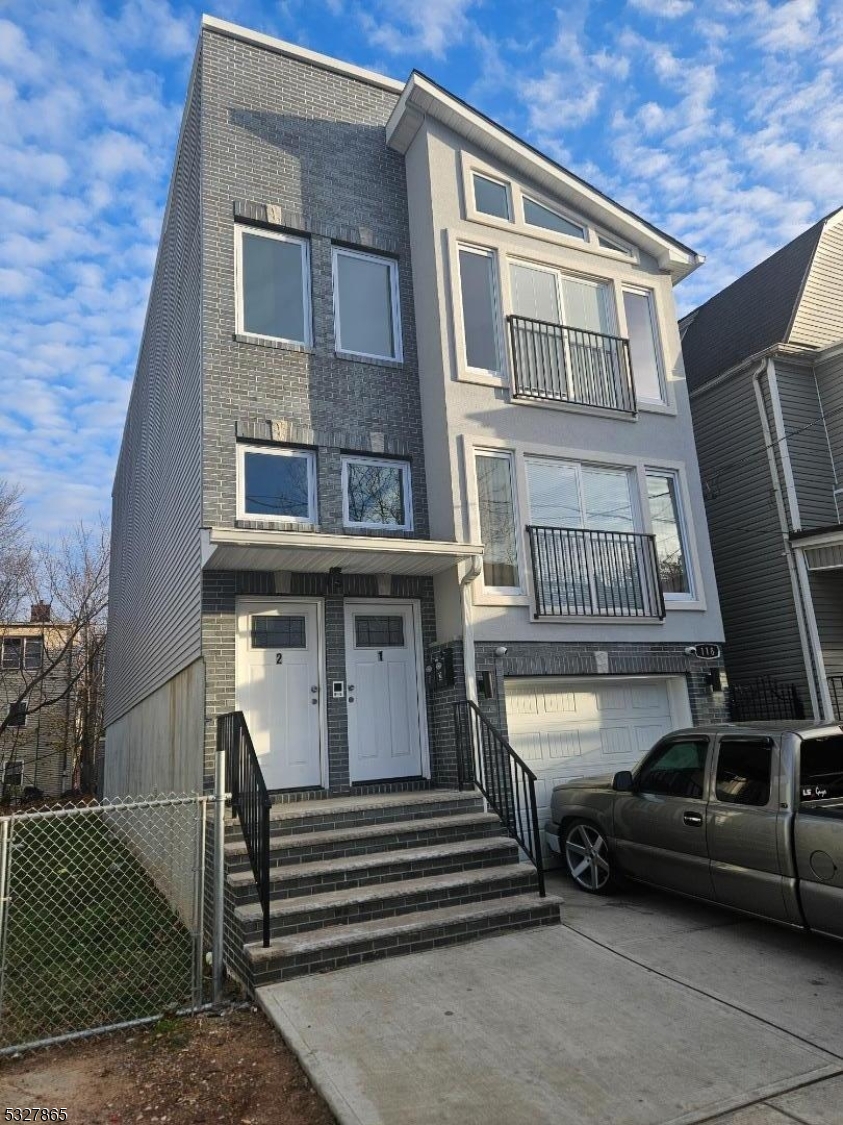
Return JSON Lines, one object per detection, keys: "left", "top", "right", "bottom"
{"left": 359, "top": 0, "right": 478, "bottom": 57}
{"left": 628, "top": 0, "right": 693, "bottom": 17}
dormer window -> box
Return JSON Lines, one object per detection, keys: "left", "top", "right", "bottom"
{"left": 472, "top": 173, "right": 511, "bottom": 221}
{"left": 523, "top": 196, "right": 586, "bottom": 241}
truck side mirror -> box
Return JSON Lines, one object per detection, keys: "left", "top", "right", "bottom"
{"left": 613, "top": 770, "right": 634, "bottom": 792}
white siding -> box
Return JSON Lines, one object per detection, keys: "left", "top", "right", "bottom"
{"left": 790, "top": 217, "right": 843, "bottom": 348}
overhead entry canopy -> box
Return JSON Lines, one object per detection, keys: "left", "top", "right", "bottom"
{"left": 201, "top": 527, "right": 483, "bottom": 577}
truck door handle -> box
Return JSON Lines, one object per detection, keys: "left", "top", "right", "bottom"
{"left": 683, "top": 811, "right": 703, "bottom": 827}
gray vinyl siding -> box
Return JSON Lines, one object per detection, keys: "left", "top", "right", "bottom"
{"left": 815, "top": 348, "right": 843, "bottom": 490}
{"left": 105, "top": 58, "right": 204, "bottom": 728}
{"left": 690, "top": 373, "right": 809, "bottom": 698}
{"left": 789, "top": 218, "right": 843, "bottom": 348}
{"left": 774, "top": 359, "right": 838, "bottom": 529}
{"left": 809, "top": 570, "right": 843, "bottom": 677}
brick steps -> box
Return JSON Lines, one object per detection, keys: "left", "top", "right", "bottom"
{"left": 234, "top": 864, "right": 538, "bottom": 942}
{"left": 246, "top": 894, "right": 563, "bottom": 985}
{"left": 227, "top": 835, "right": 522, "bottom": 907}
{"left": 224, "top": 811, "right": 503, "bottom": 873}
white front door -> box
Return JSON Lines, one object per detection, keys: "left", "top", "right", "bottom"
{"left": 236, "top": 601, "right": 324, "bottom": 790}
{"left": 345, "top": 602, "right": 424, "bottom": 783}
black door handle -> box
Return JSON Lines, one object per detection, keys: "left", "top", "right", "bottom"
{"left": 683, "top": 811, "right": 703, "bottom": 827}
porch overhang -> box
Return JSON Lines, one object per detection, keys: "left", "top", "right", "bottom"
{"left": 791, "top": 525, "right": 843, "bottom": 571}
{"left": 201, "top": 527, "right": 484, "bottom": 577}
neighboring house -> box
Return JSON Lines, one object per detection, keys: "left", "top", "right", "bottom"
{"left": 104, "top": 18, "right": 726, "bottom": 979}
{"left": 1, "top": 603, "right": 103, "bottom": 798}
{"left": 682, "top": 208, "right": 843, "bottom": 722}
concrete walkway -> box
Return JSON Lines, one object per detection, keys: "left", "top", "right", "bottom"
{"left": 259, "top": 875, "right": 843, "bottom": 1125}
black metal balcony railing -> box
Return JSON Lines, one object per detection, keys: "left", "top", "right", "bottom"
{"left": 527, "top": 526, "right": 666, "bottom": 619}
{"left": 508, "top": 315, "right": 637, "bottom": 414}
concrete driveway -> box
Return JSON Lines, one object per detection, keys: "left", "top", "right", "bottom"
{"left": 259, "top": 872, "right": 843, "bottom": 1125}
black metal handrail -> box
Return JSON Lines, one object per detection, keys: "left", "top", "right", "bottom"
{"left": 527, "top": 525, "right": 666, "bottom": 619}
{"left": 829, "top": 677, "right": 843, "bottom": 722}
{"left": 454, "top": 699, "right": 545, "bottom": 897}
{"left": 508, "top": 314, "right": 637, "bottom": 414}
{"left": 218, "top": 711, "right": 272, "bottom": 947}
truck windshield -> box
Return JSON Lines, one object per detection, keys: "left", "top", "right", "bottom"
{"left": 800, "top": 735, "right": 843, "bottom": 802}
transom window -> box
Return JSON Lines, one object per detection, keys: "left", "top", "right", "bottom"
{"left": 251, "top": 615, "right": 307, "bottom": 649}
{"left": 645, "top": 470, "right": 691, "bottom": 597}
{"left": 237, "top": 444, "right": 317, "bottom": 523}
{"left": 354, "top": 615, "right": 405, "bottom": 648}
{"left": 235, "top": 226, "right": 312, "bottom": 345}
{"left": 475, "top": 451, "right": 520, "bottom": 592}
{"left": 523, "top": 196, "right": 586, "bottom": 240}
{"left": 332, "top": 248, "right": 402, "bottom": 361}
{"left": 342, "top": 457, "right": 412, "bottom": 531}
{"left": 472, "top": 173, "right": 511, "bottom": 220}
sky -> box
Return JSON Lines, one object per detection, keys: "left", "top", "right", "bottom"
{"left": 1, "top": 0, "right": 842, "bottom": 537}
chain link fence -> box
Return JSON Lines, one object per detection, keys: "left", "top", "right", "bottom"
{"left": 0, "top": 794, "right": 209, "bottom": 1053}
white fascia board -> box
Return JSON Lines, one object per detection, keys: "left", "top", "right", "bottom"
{"left": 201, "top": 15, "right": 405, "bottom": 94}
{"left": 387, "top": 73, "right": 702, "bottom": 282}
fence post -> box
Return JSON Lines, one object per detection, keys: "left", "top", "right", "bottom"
{"left": 0, "top": 817, "right": 10, "bottom": 1027}
{"left": 212, "top": 741, "right": 226, "bottom": 1006}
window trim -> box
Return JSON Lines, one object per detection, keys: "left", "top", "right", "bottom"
{"left": 622, "top": 285, "right": 666, "bottom": 405}
{"left": 236, "top": 442, "right": 318, "bottom": 525}
{"left": 473, "top": 447, "right": 524, "bottom": 598}
{"left": 341, "top": 455, "right": 413, "bottom": 532}
{"left": 455, "top": 242, "right": 505, "bottom": 380}
{"left": 234, "top": 224, "right": 313, "bottom": 347}
{"left": 644, "top": 467, "right": 695, "bottom": 602}
{"left": 331, "top": 246, "right": 403, "bottom": 362}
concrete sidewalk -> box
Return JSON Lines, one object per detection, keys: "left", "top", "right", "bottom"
{"left": 259, "top": 914, "right": 843, "bottom": 1125}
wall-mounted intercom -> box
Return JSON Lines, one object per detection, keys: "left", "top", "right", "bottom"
{"left": 429, "top": 648, "right": 455, "bottom": 690}
{"left": 332, "top": 681, "right": 345, "bottom": 699}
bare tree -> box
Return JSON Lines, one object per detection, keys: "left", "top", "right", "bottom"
{"left": 0, "top": 481, "right": 31, "bottom": 625}
{"left": 0, "top": 487, "right": 108, "bottom": 795}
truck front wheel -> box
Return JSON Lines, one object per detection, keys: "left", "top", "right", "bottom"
{"left": 562, "top": 819, "right": 615, "bottom": 894}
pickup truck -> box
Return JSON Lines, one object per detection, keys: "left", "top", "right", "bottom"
{"left": 545, "top": 721, "right": 843, "bottom": 940}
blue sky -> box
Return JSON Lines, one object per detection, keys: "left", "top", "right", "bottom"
{"left": 1, "top": 0, "right": 841, "bottom": 536}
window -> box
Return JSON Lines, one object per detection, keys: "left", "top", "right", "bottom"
{"left": 800, "top": 735, "right": 843, "bottom": 802}
{"left": 342, "top": 457, "right": 411, "bottom": 531}
{"left": 715, "top": 738, "right": 773, "bottom": 806}
{"left": 332, "top": 248, "right": 402, "bottom": 361}
{"left": 637, "top": 738, "right": 709, "bottom": 799}
{"left": 526, "top": 460, "right": 635, "bottom": 532}
{"left": 472, "top": 173, "right": 511, "bottom": 220}
{"left": 6, "top": 701, "right": 27, "bottom": 729}
{"left": 623, "top": 289, "right": 664, "bottom": 403}
{"left": 646, "top": 471, "right": 691, "bottom": 597}
{"left": 510, "top": 263, "right": 613, "bottom": 334}
{"left": 237, "top": 445, "right": 317, "bottom": 523}
{"left": 354, "top": 615, "right": 405, "bottom": 647}
{"left": 475, "top": 452, "right": 520, "bottom": 591}
{"left": 523, "top": 196, "right": 586, "bottom": 240}
{"left": 236, "top": 227, "right": 311, "bottom": 345}
{"left": 251, "top": 615, "right": 306, "bottom": 649}
{"left": 598, "top": 234, "right": 632, "bottom": 256}
{"left": 457, "top": 246, "right": 501, "bottom": 374}
{"left": 23, "top": 638, "right": 43, "bottom": 671}
{"left": 1, "top": 638, "right": 22, "bottom": 671}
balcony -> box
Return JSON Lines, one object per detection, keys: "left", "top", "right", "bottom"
{"left": 527, "top": 526, "right": 666, "bottom": 619}
{"left": 508, "top": 315, "right": 636, "bottom": 414}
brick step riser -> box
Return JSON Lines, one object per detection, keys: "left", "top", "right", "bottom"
{"left": 225, "top": 821, "right": 504, "bottom": 874}
{"left": 235, "top": 874, "right": 539, "bottom": 942}
{"left": 248, "top": 908, "right": 561, "bottom": 988}
{"left": 227, "top": 845, "right": 521, "bottom": 907}
{"left": 224, "top": 798, "right": 485, "bottom": 842}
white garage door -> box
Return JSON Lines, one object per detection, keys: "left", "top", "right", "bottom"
{"left": 505, "top": 676, "right": 689, "bottom": 851}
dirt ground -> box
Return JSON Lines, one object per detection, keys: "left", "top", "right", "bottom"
{"left": 0, "top": 1005, "right": 335, "bottom": 1125}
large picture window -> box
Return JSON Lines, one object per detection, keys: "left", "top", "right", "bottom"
{"left": 236, "top": 227, "right": 311, "bottom": 345}
{"left": 475, "top": 452, "right": 520, "bottom": 591}
{"left": 237, "top": 444, "right": 317, "bottom": 523}
{"left": 342, "top": 457, "right": 411, "bottom": 531}
{"left": 646, "top": 470, "right": 691, "bottom": 596}
{"left": 332, "top": 248, "right": 402, "bottom": 361}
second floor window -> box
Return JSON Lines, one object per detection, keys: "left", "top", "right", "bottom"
{"left": 332, "top": 248, "right": 402, "bottom": 361}
{"left": 526, "top": 458, "right": 635, "bottom": 532}
{"left": 623, "top": 288, "right": 664, "bottom": 404}
{"left": 475, "top": 452, "right": 520, "bottom": 592}
{"left": 457, "top": 246, "right": 501, "bottom": 375}
{"left": 236, "top": 227, "right": 312, "bottom": 345}
{"left": 646, "top": 470, "right": 691, "bottom": 596}
{"left": 342, "top": 457, "right": 412, "bottom": 531}
{"left": 237, "top": 444, "right": 317, "bottom": 523}
{"left": 1, "top": 638, "right": 22, "bottom": 670}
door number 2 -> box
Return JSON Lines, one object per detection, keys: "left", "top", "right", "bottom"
{"left": 276, "top": 653, "right": 283, "bottom": 664}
